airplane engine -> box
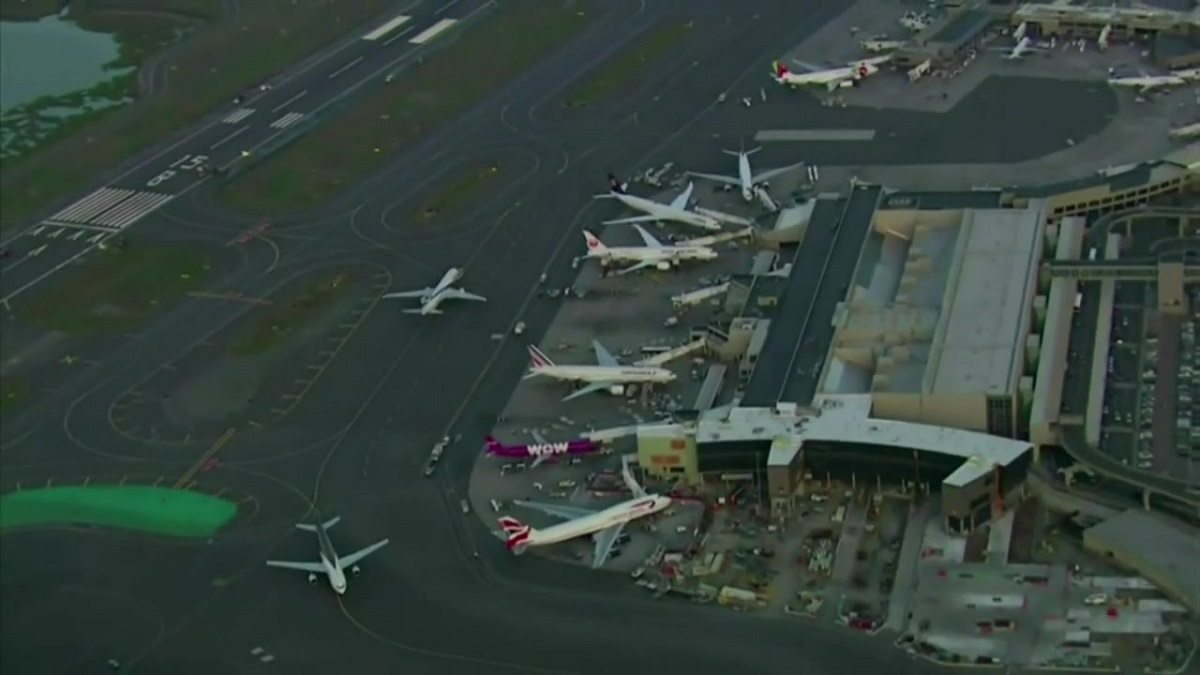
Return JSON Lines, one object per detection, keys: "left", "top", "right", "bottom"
{"left": 655, "top": 262, "right": 671, "bottom": 271}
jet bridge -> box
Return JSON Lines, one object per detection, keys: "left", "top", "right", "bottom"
{"left": 688, "top": 227, "right": 755, "bottom": 248}
{"left": 672, "top": 283, "right": 731, "bottom": 309}
{"left": 639, "top": 337, "right": 709, "bottom": 367}
{"left": 694, "top": 207, "right": 753, "bottom": 227}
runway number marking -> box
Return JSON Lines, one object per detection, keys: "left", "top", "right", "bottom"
{"left": 170, "top": 154, "right": 209, "bottom": 171}
{"left": 146, "top": 170, "right": 177, "bottom": 188}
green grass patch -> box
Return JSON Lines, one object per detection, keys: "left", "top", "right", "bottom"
{"left": 0, "top": 485, "right": 238, "bottom": 538}
{"left": 563, "top": 19, "right": 695, "bottom": 108}
{"left": 19, "top": 245, "right": 212, "bottom": 334}
{"left": 0, "top": 379, "right": 24, "bottom": 416}
{"left": 415, "top": 162, "right": 502, "bottom": 224}
{"left": 218, "top": 3, "right": 596, "bottom": 214}
{"left": 0, "top": 0, "right": 399, "bottom": 230}
{"left": 229, "top": 273, "right": 348, "bottom": 356}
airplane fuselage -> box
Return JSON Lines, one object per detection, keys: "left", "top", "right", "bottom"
{"left": 529, "top": 364, "right": 676, "bottom": 385}
{"left": 516, "top": 496, "right": 671, "bottom": 549}
{"left": 588, "top": 246, "right": 717, "bottom": 266}
{"left": 615, "top": 193, "right": 719, "bottom": 230}
{"left": 488, "top": 439, "right": 600, "bottom": 460}
{"left": 319, "top": 553, "right": 348, "bottom": 594}
{"left": 737, "top": 154, "right": 754, "bottom": 201}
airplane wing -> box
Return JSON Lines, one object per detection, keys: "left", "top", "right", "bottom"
{"left": 591, "top": 340, "right": 620, "bottom": 368}
{"left": 265, "top": 559, "right": 326, "bottom": 573}
{"left": 590, "top": 523, "right": 626, "bottom": 568}
{"left": 442, "top": 288, "right": 487, "bottom": 302}
{"left": 562, "top": 380, "right": 618, "bottom": 402}
{"left": 513, "top": 500, "right": 596, "bottom": 520}
{"left": 603, "top": 215, "right": 662, "bottom": 225}
{"left": 668, "top": 181, "right": 695, "bottom": 211}
{"left": 630, "top": 224, "right": 663, "bottom": 248}
{"left": 752, "top": 161, "right": 806, "bottom": 185}
{"left": 686, "top": 171, "right": 741, "bottom": 187}
{"left": 621, "top": 458, "right": 647, "bottom": 498}
{"left": 338, "top": 539, "right": 390, "bottom": 568}
{"left": 382, "top": 287, "right": 433, "bottom": 299}
{"left": 614, "top": 260, "right": 656, "bottom": 276}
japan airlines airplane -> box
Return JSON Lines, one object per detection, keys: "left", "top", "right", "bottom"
{"left": 687, "top": 147, "right": 806, "bottom": 202}
{"left": 500, "top": 460, "right": 670, "bottom": 567}
{"left": 524, "top": 341, "right": 675, "bottom": 402}
{"left": 381, "top": 267, "right": 485, "bottom": 315}
{"left": 582, "top": 224, "right": 717, "bottom": 275}
{"left": 485, "top": 433, "right": 601, "bottom": 467}
{"left": 596, "top": 178, "right": 721, "bottom": 232}
{"left": 265, "top": 516, "right": 390, "bottom": 595}
{"left": 770, "top": 57, "right": 890, "bottom": 92}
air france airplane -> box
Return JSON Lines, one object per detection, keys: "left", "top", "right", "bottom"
{"left": 687, "top": 147, "right": 806, "bottom": 202}
{"left": 596, "top": 177, "right": 721, "bottom": 232}
{"left": 381, "top": 267, "right": 486, "bottom": 315}
{"left": 524, "top": 341, "right": 675, "bottom": 402}
{"left": 265, "top": 516, "right": 390, "bottom": 595}
{"left": 499, "top": 459, "right": 671, "bottom": 568}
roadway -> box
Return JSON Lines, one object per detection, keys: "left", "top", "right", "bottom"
{"left": 0, "top": 0, "right": 1130, "bottom": 672}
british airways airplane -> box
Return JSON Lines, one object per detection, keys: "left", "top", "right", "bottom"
{"left": 499, "top": 459, "right": 670, "bottom": 568}
{"left": 485, "top": 433, "right": 600, "bottom": 467}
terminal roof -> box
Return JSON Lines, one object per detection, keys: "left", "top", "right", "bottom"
{"left": 686, "top": 395, "right": 1031, "bottom": 487}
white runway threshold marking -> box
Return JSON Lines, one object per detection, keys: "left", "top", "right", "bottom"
{"left": 270, "top": 112, "right": 306, "bottom": 130}
{"left": 221, "top": 107, "right": 255, "bottom": 124}
{"left": 45, "top": 187, "right": 174, "bottom": 232}
{"left": 410, "top": 18, "right": 458, "bottom": 45}
{"left": 362, "top": 14, "right": 411, "bottom": 41}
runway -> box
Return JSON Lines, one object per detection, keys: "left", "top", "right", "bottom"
{"left": 0, "top": 0, "right": 1124, "bottom": 672}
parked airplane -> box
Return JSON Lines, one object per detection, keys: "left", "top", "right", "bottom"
{"left": 686, "top": 147, "right": 806, "bottom": 202}
{"left": 524, "top": 341, "right": 675, "bottom": 402}
{"left": 582, "top": 224, "right": 717, "bottom": 275}
{"left": 265, "top": 516, "right": 390, "bottom": 595}
{"left": 597, "top": 177, "right": 721, "bottom": 232}
{"left": 770, "top": 57, "right": 890, "bottom": 92}
{"left": 1108, "top": 68, "right": 1200, "bottom": 94}
{"left": 993, "top": 36, "right": 1045, "bottom": 59}
{"left": 485, "top": 432, "right": 601, "bottom": 467}
{"left": 381, "top": 267, "right": 486, "bottom": 315}
{"left": 500, "top": 460, "right": 670, "bottom": 567}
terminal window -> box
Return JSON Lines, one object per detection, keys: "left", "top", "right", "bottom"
{"left": 986, "top": 395, "right": 1014, "bottom": 439}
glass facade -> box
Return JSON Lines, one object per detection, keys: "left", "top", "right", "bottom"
{"left": 986, "top": 394, "right": 1015, "bottom": 438}
{"left": 696, "top": 439, "right": 772, "bottom": 476}
{"left": 800, "top": 440, "right": 964, "bottom": 489}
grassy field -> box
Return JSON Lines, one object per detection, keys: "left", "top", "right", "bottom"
{"left": 562, "top": 19, "right": 695, "bottom": 108}
{"left": 229, "top": 274, "right": 348, "bottom": 356}
{"left": 0, "top": 0, "right": 399, "bottom": 230}
{"left": 19, "top": 245, "right": 212, "bottom": 333}
{"left": 0, "top": 379, "right": 23, "bottom": 416}
{"left": 414, "top": 163, "right": 502, "bottom": 225}
{"left": 218, "top": 3, "right": 596, "bottom": 214}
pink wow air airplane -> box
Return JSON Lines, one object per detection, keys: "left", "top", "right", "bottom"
{"left": 484, "top": 433, "right": 601, "bottom": 468}
{"left": 499, "top": 460, "right": 671, "bottom": 568}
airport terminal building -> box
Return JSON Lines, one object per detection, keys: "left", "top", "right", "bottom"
{"left": 630, "top": 146, "right": 1199, "bottom": 535}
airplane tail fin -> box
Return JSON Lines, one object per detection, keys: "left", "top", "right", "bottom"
{"left": 296, "top": 516, "right": 341, "bottom": 532}
{"left": 501, "top": 518, "right": 533, "bottom": 553}
{"left": 772, "top": 60, "right": 789, "bottom": 79}
{"left": 526, "top": 344, "right": 556, "bottom": 369}
{"left": 484, "top": 435, "right": 502, "bottom": 453}
{"left": 582, "top": 230, "right": 607, "bottom": 254}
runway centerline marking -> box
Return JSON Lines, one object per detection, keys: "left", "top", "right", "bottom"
{"left": 271, "top": 90, "right": 309, "bottom": 114}
{"left": 382, "top": 25, "right": 415, "bottom": 47}
{"left": 174, "top": 428, "right": 235, "bottom": 489}
{"left": 211, "top": 127, "right": 249, "bottom": 151}
{"left": 328, "top": 56, "right": 364, "bottom": 80}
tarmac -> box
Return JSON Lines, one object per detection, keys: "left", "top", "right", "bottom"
{"left": 0, "top": 0, "right": 1168, "bottom": 672}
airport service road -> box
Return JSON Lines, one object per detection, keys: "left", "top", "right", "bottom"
{"left": 0, "top": 0, "right": 491, "bottom": 306}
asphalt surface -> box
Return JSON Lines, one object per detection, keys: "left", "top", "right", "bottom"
{"left": 0, "top": 0, "right": 1130, "bottom": 673}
